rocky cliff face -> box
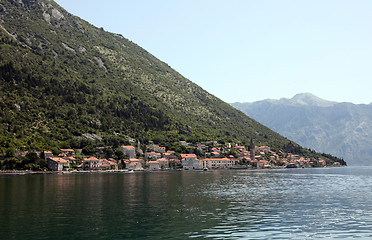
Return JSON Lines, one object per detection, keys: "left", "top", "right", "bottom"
{"left": 232, "top": 93, "right": 372, "bottom": 166}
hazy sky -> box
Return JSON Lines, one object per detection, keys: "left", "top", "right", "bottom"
{"left": 55, "top": 0, "right": 372, "bottom": 104}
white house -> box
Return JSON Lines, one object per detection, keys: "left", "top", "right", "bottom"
{"left": 181, "top": 154, "right": 201, "bottom": 170}
{"left": 148, "top": 160, "right": 161, "bottom": 170}
{"left": 81, "top": 157, "right": 101, "bottom": 170}
{"left": 201, "top": 158, "right": 237, "bottom": 169}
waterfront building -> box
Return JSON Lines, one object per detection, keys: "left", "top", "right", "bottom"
{"left": 158, "top": 158, "right": 169, "bottom": 168}
{"left": 81, "top": 157, "right": 101, "bottom": 170}
{"left": 124, "top": 158, "right": 144, "bottom": 170}
{"left": 48, "top": 157, "right": 69, "bottom": 171}
{"left": 201, "top": 158, "right": 237, "bottom": 169}
{"left": 181, "top": 154, "right": 201, "bottom": 170}
{"left": 148, "top": 160, "right": 161, "bottom": 170}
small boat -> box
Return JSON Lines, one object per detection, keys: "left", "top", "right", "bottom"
{"left": 128, "top": 169, "right": 134, "bottom": 173}
{"left": 203, "top": 168, "right": 208, "bottom": 171}
{"left": 286, "top": 163, "right": 298, "bottom": 168}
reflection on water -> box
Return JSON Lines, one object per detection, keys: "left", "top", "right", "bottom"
{"left": 1, "top": 167, "right": 372, "bottom": 239}
{"left": 195, "top": 168, "right": 372, "bottom": 239}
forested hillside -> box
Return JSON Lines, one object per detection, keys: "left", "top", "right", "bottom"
{"left": 0, "top": 0, "right": 344, "bottom": 165}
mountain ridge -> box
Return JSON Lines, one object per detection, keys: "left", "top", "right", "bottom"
{"left": 233, "top": 93, "right": 337, "bottom": 107}
{"left": 232, "top": 93, "right": 372, "bottom": 165}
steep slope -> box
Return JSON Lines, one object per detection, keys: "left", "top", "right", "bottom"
{"left": 232, "top": 93, "right": 372, "bottom": 166}
{"left": 0, "top": 0, "right": 343, "bottom": 164}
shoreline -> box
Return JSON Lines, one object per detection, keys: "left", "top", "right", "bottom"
{"left": 0, "top": 165, "right": 344, "bottom": 175}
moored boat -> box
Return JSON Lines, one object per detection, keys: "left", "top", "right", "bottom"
{"left": 286, "top": 163, "right": 298, "bottom": 168}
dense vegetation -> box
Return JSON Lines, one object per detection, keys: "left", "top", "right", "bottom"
{"left": 0, "top": 0, "right": 346, "bottom": 166}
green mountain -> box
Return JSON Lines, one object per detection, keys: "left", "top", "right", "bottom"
{"left": 0, "top": 0, "right": 344, "bottom": 165}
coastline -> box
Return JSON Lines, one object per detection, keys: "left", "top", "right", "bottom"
{"left": 0, "top": 165, "right": 344, "bottom": 175}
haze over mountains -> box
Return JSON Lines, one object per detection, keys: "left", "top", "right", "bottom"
{"left": 232, "top": 93, "right": 372, "bottom": 166}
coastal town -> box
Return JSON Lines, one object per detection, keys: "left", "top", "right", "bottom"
{"left": 3, "top": 139, "right": 342, "bottom": 173}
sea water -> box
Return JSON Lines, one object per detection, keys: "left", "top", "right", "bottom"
{"left": 1, "top": 167, "right": 371, "bottom": 239}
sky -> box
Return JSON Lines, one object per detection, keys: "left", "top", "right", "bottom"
{"left": 55, "top": 0, "right": 372, "bottom": 104}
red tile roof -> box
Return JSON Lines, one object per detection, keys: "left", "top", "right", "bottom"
{"left": 82, "top": 157, "right": 99, "bottom": 161}
{"left": 121, "top": 145, "right": 135, "bottom": 149}
{"left": 181, "top": 154, "right": 197, "bottom": 158}
{"left": 203, "top": 158, "right": 234, "bottom": 161}
{"left": 60, "top": 149, "right": 74, "bottom": 152}
{"left": 49, "top": 157, "right": 69, "bottom": 164}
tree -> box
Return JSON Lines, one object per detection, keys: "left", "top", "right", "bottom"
{"left": 104, "top": 147, "right": 114, "bottom": 158}
{"left": 82, "top": 145, "right": 95, "bottom": 155}
{"left": 25, "top": 152, "right": 39, "bottom": 164}
{"left": 115, "top": 148, "right": 124, "bottom": 160}
{"left": 5, "top": 147, "right": 15, "bottom": 158}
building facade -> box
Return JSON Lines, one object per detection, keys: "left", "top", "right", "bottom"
{"left": 48, "top": 157, "right": 69, "bottom": 171}
{"left": 121, "top": 146, "right": 136, "bottom": 159}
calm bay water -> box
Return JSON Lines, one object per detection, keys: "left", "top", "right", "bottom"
{"left": 1, "top": 167, "right": 372, "bottom": 239}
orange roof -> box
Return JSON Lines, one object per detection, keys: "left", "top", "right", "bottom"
{"left": 146, "top": 152, "right": 160, "bottom": 155}
{"left": 148, "top": 160, "right": 159, "bottom": 164}
{"left": 49, "top": 157, "right": 69, "bottom": 164}
{"left": 129, "top": 158, "right": 142, "bottom": 163}
{"left": 234, "top": 146, "right": 245, "bottom": 149}
{"left": 83, "top": 157, "right": 99, "bottom": 161}
{"left": 121, "top": 145, "right": 135, "bottom": 149}
{"left": 60, "top": 149, "right": 74, "bottom": 152}
{"left": 203, "top": 158, "right": 233, "bottom": 161}
{"left": 181, "top": 154, "right": 197, "bottom": 158}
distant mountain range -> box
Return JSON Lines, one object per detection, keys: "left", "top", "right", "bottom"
{"left": 232, "top": 93, "right": 372, "bottom": 166}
